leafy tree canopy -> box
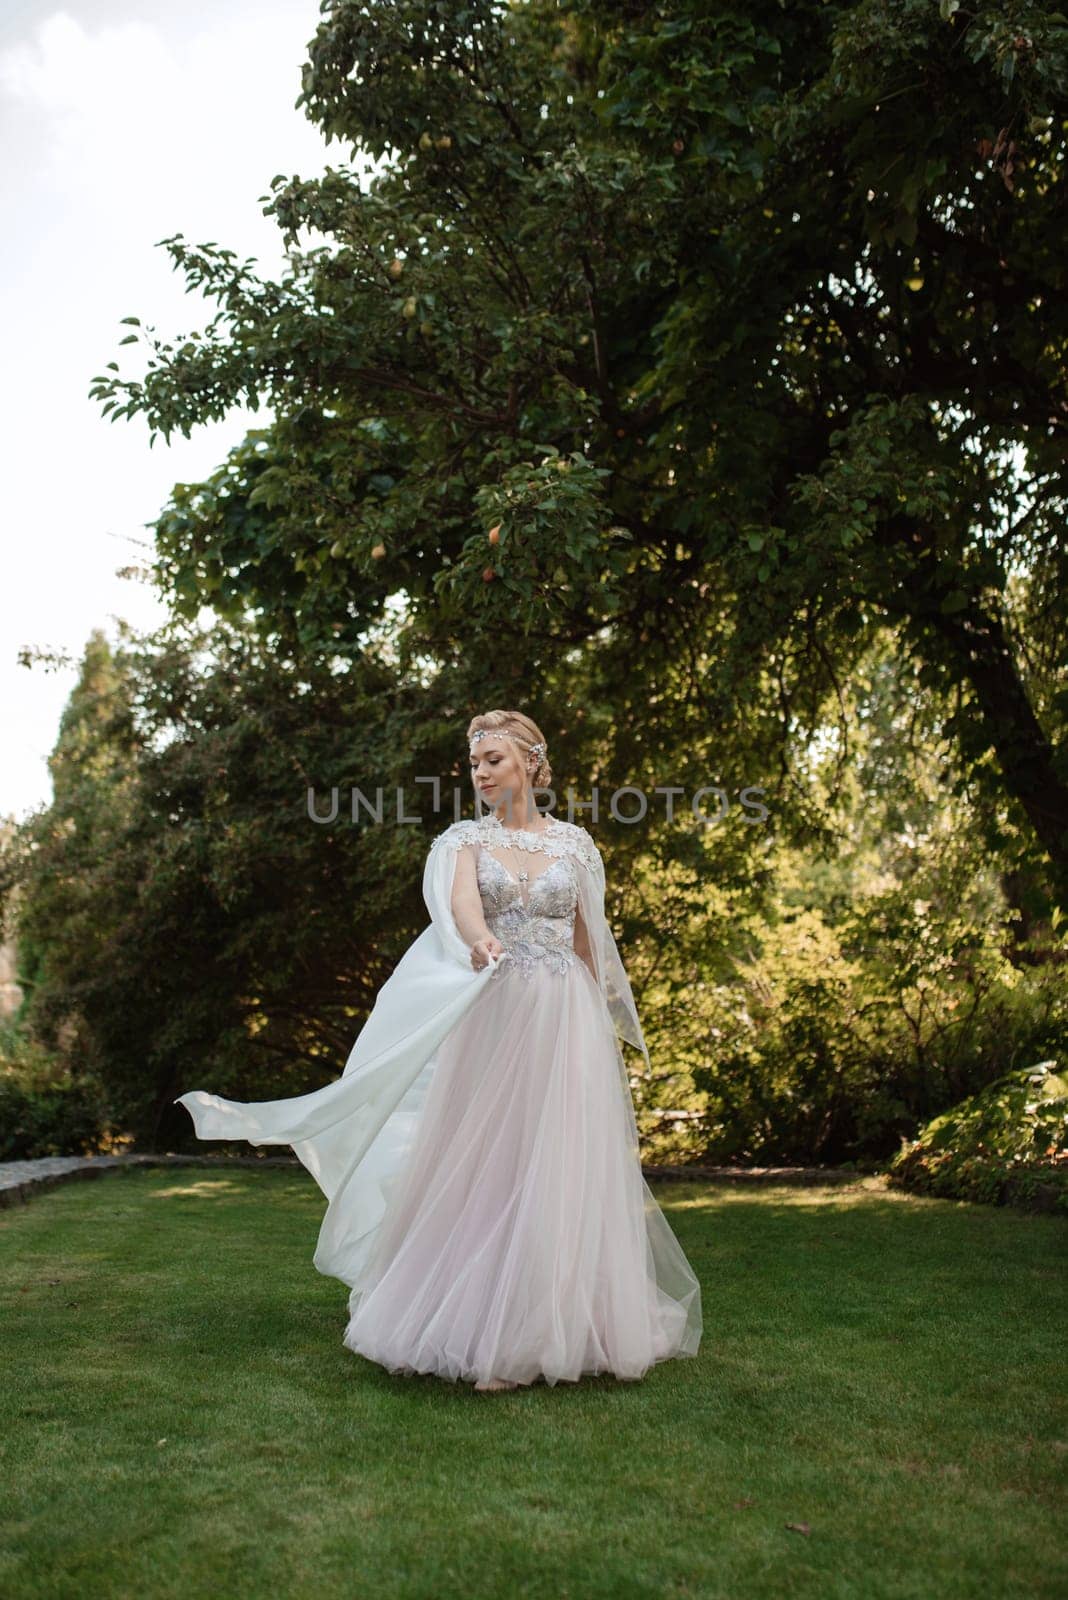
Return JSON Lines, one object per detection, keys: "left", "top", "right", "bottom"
{"left": 90, "top": 0, "right": 1068, "bottom": 900}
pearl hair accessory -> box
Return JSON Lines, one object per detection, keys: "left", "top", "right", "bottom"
{"left": 470, "top": 730, "right": 546, "bottom": 766}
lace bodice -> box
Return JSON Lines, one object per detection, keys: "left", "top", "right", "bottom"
{"left": 429, "top": 813, "right": 599, "bottom": 980}
{"left": 476, "top": 850, "right": 578, "bottom": 979}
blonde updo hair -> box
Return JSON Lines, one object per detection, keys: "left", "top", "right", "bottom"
{"left": 466, "top": 709, "right": 553, "bottom": 791}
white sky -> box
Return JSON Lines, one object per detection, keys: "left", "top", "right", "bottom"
{"left": 0, "top": 2, "right": 370, "bottom": 823}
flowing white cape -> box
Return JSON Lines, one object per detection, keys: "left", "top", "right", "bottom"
{"left": 175, "top": 815, "right": 654, "bottom": 1295}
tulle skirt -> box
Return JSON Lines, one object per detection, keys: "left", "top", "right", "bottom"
{"left": 342, "top": 953, "right": 702, "bottom": 1387}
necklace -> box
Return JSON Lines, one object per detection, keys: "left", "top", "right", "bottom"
{"left": 482, "top": 811, "right": 556, "bottom": 903}
{"left": 487, "top": 810, "right": 551, "bottom": 833}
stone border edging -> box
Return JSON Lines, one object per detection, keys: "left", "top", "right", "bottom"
{"left": 0, "top": 1151, "right": 872, "bottom": 1209}
{"left": 640, "top": 1163, "right": 866, "bottom": 1185}
{"left": 0, "top": 1152, "right": 301, "bottom": 1208}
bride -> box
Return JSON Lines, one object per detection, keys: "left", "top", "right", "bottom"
{"left": 176, "top": 710, "right": 702, "bottom": 1391}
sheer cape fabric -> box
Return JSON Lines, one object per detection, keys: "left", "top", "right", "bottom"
{"left": 175, "top": 814, "right": 652, "bottom": 1297}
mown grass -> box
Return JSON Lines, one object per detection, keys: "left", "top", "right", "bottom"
{"left": 1, "top": 1168, "right": 1065, "bottom": 1600}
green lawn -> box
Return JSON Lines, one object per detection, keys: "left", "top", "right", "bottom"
{"left": 1, "top": 1168, "right": 1065, "bottom": 1600}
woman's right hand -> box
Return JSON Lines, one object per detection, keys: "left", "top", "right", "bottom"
{"left": 470, "top": 935, "right": 504, "bottom": 972}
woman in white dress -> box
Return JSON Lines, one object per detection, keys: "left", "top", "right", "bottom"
{"left": 176, "top": 710, "right": 702, "bottom": 1392}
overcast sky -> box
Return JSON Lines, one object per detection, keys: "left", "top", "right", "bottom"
{"left": 1, "top": 1, "right": 368, "bottom": 823}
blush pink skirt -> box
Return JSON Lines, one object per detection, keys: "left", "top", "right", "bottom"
{"left": 342, "top": 955, "right": 702, "bottom": 1387}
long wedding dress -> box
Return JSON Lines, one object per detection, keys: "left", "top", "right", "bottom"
{"left": 176, "top": 812, "right": 702, "bottom": 1387}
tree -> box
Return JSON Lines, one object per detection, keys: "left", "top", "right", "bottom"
{"left": 8, "top": 613, "right": 763, "bottom": 1150}
{"left": 3, "top": 623, "right": 492, "bottom": 1147}
{"left": 88, "top": 0, "right": 1067, "bottom": 910}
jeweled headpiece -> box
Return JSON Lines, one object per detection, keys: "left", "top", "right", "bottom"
{"left": 469, "top": 729, "right": 546, "bottom": 765}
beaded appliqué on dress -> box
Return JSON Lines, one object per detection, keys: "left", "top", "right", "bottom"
{"left": 428, "top": 814, "right": 598, "bottom": 980}
{"left": 475, "top": 852, "right": 579, "bottom": 980}
{"left": 428, "top": 814, "right": 599, "bottom": 874}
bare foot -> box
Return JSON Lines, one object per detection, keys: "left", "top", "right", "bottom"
{"left": 474, "top": 1377, "right": 518, "bottom": 1391}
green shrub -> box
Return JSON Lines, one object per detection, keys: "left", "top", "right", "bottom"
{"left": 0, "top": 1076, "right": 110, "bottom": 1160}
{"left": 886, "top": 1061, "right": 1068, "bottom": 1215}
{"left": 0, "top": 1019, "right": 111, "bottom": 1158}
